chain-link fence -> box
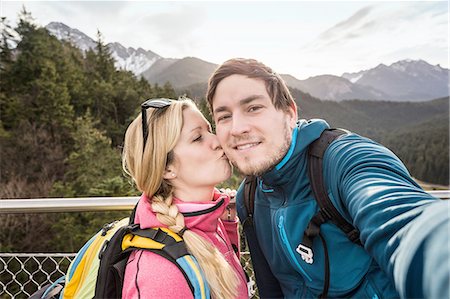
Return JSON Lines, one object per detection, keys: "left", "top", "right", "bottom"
{"left": 0, "top": 253, "right": 75, "bottom": 299}
{"left": 0, "top": 252, "right": 255, "bottom": 299}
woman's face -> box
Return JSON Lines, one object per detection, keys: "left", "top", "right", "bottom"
{"left": 167, "top": 107, "right": 231, "bottom": 191}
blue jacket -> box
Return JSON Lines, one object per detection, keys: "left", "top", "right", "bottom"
{"left": 236, "top": 119, "right": 443, "bottom": 298}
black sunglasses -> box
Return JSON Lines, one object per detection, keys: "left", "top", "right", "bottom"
{"left": 141, "top": 98, "right": 172, "bottom": 151}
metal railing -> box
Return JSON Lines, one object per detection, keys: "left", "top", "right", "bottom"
{"left": 1, "top": 190, "right": 448, "bottom": 298}
{"left": 1, "top": 190, "right": 448, "bottom": 214}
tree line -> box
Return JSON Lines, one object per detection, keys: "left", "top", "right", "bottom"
{"left": 0, "top": 10, "right": 182, "bottom": 252}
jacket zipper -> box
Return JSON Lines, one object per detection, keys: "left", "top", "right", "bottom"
{"left": 278, "top": 215, "right": 312, "bottom": 282}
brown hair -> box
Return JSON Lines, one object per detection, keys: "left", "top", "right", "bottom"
{"left": 206, "top": 58, "right": 296, "bottom": 114}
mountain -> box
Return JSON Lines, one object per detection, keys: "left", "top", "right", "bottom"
{"left": 342, "top": 60, "right": 449, "bottom": 101}
{"left": 45, "top": 22, "right": 161, "bottom": 76}
{"left": 142, "top": 57, "right": 218, "bottom": 89}
{"left": 283, "top": 74, "right": 389, "bottom": 101}
{"left": 46, "top": 22, "right": 96, "bottom": 52}
{"left": 45, "top": 22, "right": 449, "bottom": 102}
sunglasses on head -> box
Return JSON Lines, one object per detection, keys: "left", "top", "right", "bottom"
{"left": 141, "top": 98, "right": 172, "bottom": 151}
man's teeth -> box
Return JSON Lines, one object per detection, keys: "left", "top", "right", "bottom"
{"left": 237, "top": 143, "right": 258, "bottom": 150}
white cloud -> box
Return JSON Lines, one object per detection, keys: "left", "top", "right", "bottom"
{"left": 292, "top": 2, "right": 448, "bottom": 78}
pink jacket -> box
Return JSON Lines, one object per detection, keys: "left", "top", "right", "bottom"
{"left": 122, "top": 190, "right": 248, "bottom": 299}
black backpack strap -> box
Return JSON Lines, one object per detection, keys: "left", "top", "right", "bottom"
{"left": 128, "top": 202, "right": 138, "bottom": 225}
{"left": 299, "top": 128, "right": 360, "bottom": 298}
{"left": 242, "top": 176, "right": 257, "bottom": 226}
{"left": 95, "top": 224, "right": 197, "bottom": 299}
{"left": 307, "top": 128, "right": 361, "bottom": 245}
{"left": 242, "top": 176, "right": 284, "bottom": 298}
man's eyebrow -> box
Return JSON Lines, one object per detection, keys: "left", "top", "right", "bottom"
{"left": 213, "top": 95, "right": 264, "bottom": 114}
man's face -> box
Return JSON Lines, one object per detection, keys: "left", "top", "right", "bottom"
{"left": 212, "top": 75, "right": 297, "bottom": 176}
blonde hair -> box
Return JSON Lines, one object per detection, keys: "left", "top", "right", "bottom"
{"left": 122, "top": 98, "right": 239, "bottom": 299}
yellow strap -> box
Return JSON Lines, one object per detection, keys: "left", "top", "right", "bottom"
{"left": 122, "top": 227, "right": 183, "bottom": 251}
{"left": 122, "top": 234, "right": 165, "bottom": 250}
{"left": 159, "top": 227, "right": 183, "bottom": 242}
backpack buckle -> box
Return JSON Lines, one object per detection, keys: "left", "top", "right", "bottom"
{"left": 296, "top": 244, "right": 314, "bottom": 264}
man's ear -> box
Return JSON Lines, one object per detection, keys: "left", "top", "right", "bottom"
{"left": 163, "top": 168, "right": 177, "bottom": 180}
{"left": 287, "top": 103, "right": 298, "bottom": 129}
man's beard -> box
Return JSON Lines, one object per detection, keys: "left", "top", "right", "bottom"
{"left": 230, "top": 123, "right": 292, "bottom": 177}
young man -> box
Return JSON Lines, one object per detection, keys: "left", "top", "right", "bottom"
{"left": 206, "top": 58, "right": 449, "bottom": 299}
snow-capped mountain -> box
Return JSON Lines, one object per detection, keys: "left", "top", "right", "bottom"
{"left": 342, "top": 60, "right": 449, "bottom": 101}
{"left": 46, "top": 22, "right": 96, "bottom": 52}
{"left": 341, "top": 70, "right": 367, "bottom": 84}
{"left": 45, "top": 22, "right": 161, "bottom": 76}
{"left": 108, "top": 42, "right": 160, "bottom": 75}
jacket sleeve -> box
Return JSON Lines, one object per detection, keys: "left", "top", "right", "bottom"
{"left": 324, "top": 134, "right": 442, "bottom": 298}
{"left": 393, "top": 199, "right": 449, "bottom": 299}
{"left": 122, "top": 250, "right": 194, "bottom": 299}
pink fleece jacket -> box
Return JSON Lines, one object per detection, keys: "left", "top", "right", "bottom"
{"left": 122, "top": 190, "right": 248, "bottom": 299}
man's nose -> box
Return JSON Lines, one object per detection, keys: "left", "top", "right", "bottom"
{"left": 230, "top": 114, "right": 250, "bottom": 136}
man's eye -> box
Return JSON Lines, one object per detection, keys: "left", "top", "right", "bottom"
{"left": 248, "top": 106, "right": 262, "bottom": 112}
{"left": 217, "top": 115, "right": 231, "bottom": 122}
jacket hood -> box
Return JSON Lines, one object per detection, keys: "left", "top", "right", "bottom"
{"left": 261, "top": 118, "right": 329, "bottom": 186}
{"left": 134, "top": 189, "right": 230, "bottom": 234}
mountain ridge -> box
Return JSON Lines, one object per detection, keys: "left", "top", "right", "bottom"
{"left": 44, "top": 22, "right": 449, "bottom": 102}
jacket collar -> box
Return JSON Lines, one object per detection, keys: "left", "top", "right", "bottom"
{"left": 135, "top": 190, "right": 229, "bottom": 233}
{"left": 261, "top": 119, "right": 329, "bottom": 186}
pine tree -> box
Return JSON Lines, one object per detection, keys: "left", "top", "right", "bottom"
{"left": 0, "top": 17, "right": 15, "bottom": 73}
{"left": 94, "top": 30, "right": 115, "bottom": 81}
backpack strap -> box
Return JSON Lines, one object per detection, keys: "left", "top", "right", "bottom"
{"left": 304, "top": 128, "right": 361, "bottom": 249}
{"left": 95, "top": 223, "right": 210, "bottom": 299}
{"left": 243, "top": 176, "right": 257, "bottom": 226}
{"left": 242, "top": 176, "right": 284, "bottom": 298}
{"left": 299, "top": 128, "right": 361, "bottom": 298}
{"left": 123, "top": 227, "right": 210, "bottom": 299}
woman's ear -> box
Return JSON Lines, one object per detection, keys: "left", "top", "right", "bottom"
{"left": 163, "top": 168, "right": 177, "bottom": 180}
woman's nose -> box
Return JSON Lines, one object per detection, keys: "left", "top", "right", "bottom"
{"left": 210, "top": 133, "right": 222, "bottom": 151}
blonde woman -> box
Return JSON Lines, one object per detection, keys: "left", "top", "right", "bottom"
{"left": 121, "top": 98, "right": 248, "bottom": 299}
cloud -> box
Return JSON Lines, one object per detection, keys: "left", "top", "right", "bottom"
{"left": 296, "top": 2, "right": 448, "bottom": 76}
{"left": 139, "top": 4, "right": 206, "bottom": 55}
{"left": 318, "top": 5, "right": 374, "bottom": 41}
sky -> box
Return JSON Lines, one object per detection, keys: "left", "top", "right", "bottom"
{"left": 1, "top": 1, "right": 449, "bottom": 79}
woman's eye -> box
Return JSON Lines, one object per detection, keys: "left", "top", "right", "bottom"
{"left": 193, "top": 135, "right": 202, "bottom": 142}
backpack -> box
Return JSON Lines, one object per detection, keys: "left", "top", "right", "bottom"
{"left": 29, "top": 205, "right": 210, "bottom": 299}
{"left": 242, "top": 129, "right": 361, "bottom": 299}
